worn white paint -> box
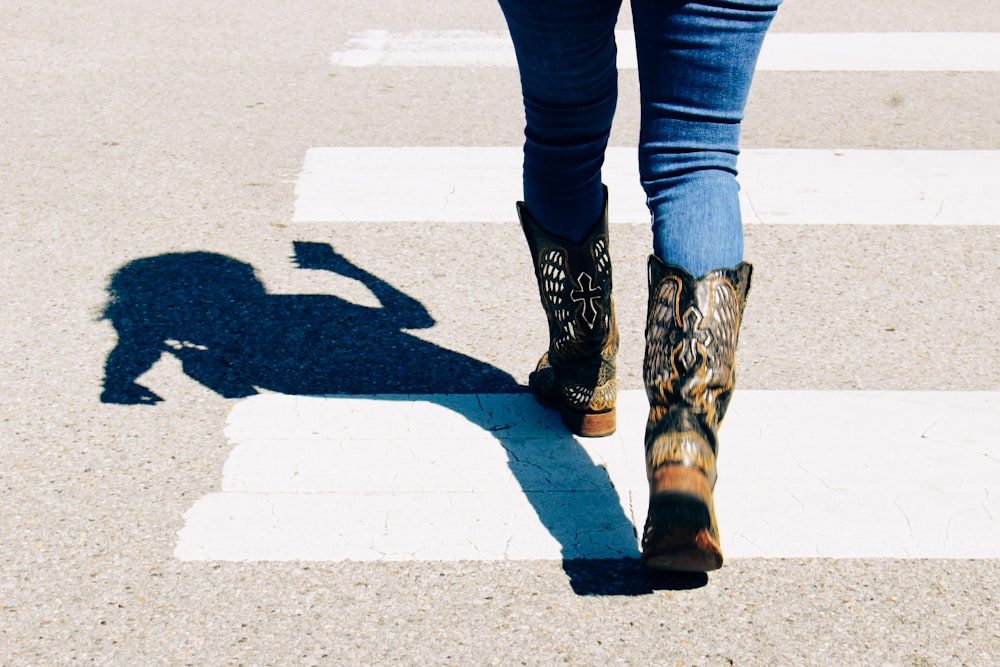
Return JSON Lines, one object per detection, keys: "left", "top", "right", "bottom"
{"left": 292, "top": 147, "right": 1000, "bottom": 225}
{"left": 175, "top": 390, "right": 1000, "bottom": 561}
{"left": 331, "top": 30, "right": 1000, "bottom": 72}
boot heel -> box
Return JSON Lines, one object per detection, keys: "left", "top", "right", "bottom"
{"left": 561, "top": 407, "right": 616, "bottom": 438}
{"left": 641, "top": 465, "right": 723, "bottom": 572}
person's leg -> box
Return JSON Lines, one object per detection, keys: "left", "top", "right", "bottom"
{"left": 632, "top": 0, "right": 778, "bottom": 277}
{"left": 499, "top": 0, "right": 623, "bottom": 436}
{"left": 630, "top": 0, "right": 779, "bottom": 571}
{"left": 498, "top": 0, "right": 622, "bottom": 241}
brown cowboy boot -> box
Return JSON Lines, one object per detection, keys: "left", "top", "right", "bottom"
{"left": 640, "top": 255, "right": 752, "bottom": 571}
{"left": 518, "top": 190, "right": 618, "bottom": 437}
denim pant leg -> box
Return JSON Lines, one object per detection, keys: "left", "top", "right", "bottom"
{"left": 498, "top": 0, "right": 622, "bottom": 241}
{"left": 632, "top": 0, "right": 778, "bottom": 276}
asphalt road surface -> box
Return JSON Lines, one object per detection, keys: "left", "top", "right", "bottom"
{"left": 2, "top": 0, "right": 999, "bottom": 664}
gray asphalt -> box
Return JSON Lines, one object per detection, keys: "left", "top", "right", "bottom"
{"left": 2, "top": 0, "right": 999, "bottom": 664}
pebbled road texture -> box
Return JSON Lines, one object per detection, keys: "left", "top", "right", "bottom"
{"left": 2, "top": 0, "right": 999, "bottom": 664}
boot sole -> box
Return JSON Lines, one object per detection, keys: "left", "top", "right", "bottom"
{"left": 641, "top": 467, "right": 723, "bottom": 572}
{"left": 561, "top": 407, "right": 616, "bottom": 438}
{"left": 641, "top": 526, "right": 723, "bottom": 572}
{"left": 530, "top": 390, "right": 617, "bottom": 438}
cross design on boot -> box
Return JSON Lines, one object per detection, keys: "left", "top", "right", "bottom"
{"left": 675, "top": 306, "right": 714, "bottom": 372}
{"left": 570, "top": 272, "right": 602, "bottom": 329}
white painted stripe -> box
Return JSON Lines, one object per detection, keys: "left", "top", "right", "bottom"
{"left": 293, "top": 147, "right": 1000, "bottom": 226}
{"left": 175, "top": 390, "right": 1000, "bottom": 561}
{"left": 331, "top": 30, "right": 1000, "bottom": 72}
{"left": 331, "top": 30, "right": 514, "bottom": 68}
{"left": 757, "top": 32, "right": 1000, "bottom": 72}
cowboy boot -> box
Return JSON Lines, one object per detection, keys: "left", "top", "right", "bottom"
{"left": 518, "top": 189, "right": 618, "bottom": 437}
{"left": 640, "top": 255, "right": 752, "bottom": 571}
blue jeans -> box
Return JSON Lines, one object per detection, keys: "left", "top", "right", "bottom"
{"left": 499, "top": 0, "right": 779, "bottom": 276}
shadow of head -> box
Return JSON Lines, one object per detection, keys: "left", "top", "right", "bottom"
{"left": 100, "top": 243, "right": 519, "bottom": 403}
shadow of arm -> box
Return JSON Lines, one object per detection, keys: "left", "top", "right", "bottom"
{"left": 100, "top": 336, "right": 164, "bottom": 404}
{"left": 292, "top": 241, "right": 435, "bottom": 329}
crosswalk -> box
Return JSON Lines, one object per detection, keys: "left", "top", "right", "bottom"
{"left": 175, "top": 26, "right": 1000, "bottom": 563}
{"left": 292, "top": 147, "right": 1000, "bottom": 225}
{"left": 176, "top": 390, "right": 1000, "bottom": 560}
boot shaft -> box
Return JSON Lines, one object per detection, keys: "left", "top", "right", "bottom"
{"left": 518, "top": 195, "right": 617, "bottom": 366}
{"left": 644, "top": 256, "right": 752, "bottom": 436}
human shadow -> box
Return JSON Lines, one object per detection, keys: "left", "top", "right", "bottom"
{"left": 101, "top": 241, "right": 517, "bottom": 401}
{"left": 101, "top": 241, "right": 696, "bottom": 594}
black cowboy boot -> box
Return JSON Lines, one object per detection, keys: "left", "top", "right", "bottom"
{"left": 640, "top": 255, "right": 752, "bottom": 571}
{"left": 518, "top": 189, "right": 618, "bottom": 437}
